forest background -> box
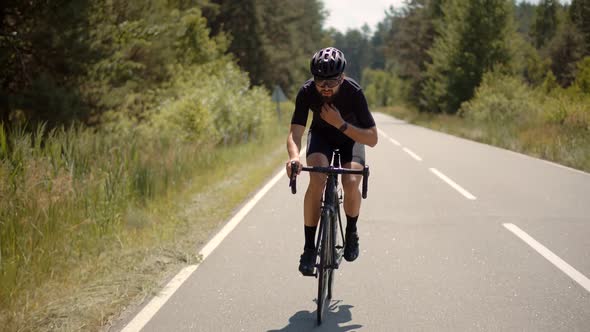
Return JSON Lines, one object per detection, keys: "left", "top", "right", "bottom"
{"left": 1, "top": 0, "right": 589, "bottom": 330}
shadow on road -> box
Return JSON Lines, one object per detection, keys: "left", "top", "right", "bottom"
{"left": 267, "top": 300, "right": 362, "bottom": 331}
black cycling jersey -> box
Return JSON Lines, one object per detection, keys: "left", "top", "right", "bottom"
{"left": 290, "top": 77, "right": 376, "bottom": 145}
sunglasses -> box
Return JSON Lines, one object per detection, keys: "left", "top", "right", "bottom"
{"left": 314, "top": 76, "right": 342, "bottom": 88}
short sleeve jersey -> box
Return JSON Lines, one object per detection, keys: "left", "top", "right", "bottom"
{"left": 290, "top": 77, "right": 376, "bottom": 144}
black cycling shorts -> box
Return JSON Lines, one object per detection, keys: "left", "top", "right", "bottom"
{"left": 306, "top": 131, "right": 365, "bottom": 166}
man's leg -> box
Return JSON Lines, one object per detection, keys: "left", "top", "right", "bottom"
{"left": 341, "top": 164, "right": 363, "bottom": 262}
{"left": 298, "top": 152, "right": 329, "bottom": 276}
{"left": 341, "top": 140, "right": 365, "bottom": 262}
{"left": 304, "top": 152, "right": 329, "bottom": 227}
{"left": 341, "top": 161, "right": 363, "bottom": 219}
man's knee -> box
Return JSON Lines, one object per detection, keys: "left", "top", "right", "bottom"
{"left": 342, "top": 175, "right": 361, "bottom": 192}
{"left": 308, "top": 173, "right": 327, "bottom": 193}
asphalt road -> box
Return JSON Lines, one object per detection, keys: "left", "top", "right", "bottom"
{"left": 114, "top": 112, "right": 590, "bottom": 331}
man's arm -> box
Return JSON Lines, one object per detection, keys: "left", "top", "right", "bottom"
{"left": 320, "top": 104, "right": 378, "bottom": 147}
{"left": 286, "top": 124, "right": 306, "bottom": 177}
{"left": 340, "top": 124, "right": 378, "bottom": 147}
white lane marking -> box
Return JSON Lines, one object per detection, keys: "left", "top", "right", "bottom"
{"left": 539, "top": 159, "right": 590, "bottom": 177}
{"left": 389, "top": 137, "right": 402, "bottom": 146}
{"left": 429, "top": 168, "right": 477, "bottom": 200}
{"left": 503, "top": 223, "right": 590, "bottom": 293}
{"left": 389, "top": 138, "right": 401, "bottom": 146}
{"left": 200, "top": 168, "right": 285, "bottom": 258}
{"left": 378, "top": 128, "right": 401, "bottom": 146}
{"left": 122, "top": 164, "right": 291, "bottom": 332}
{"left": 121, "top": 265, "right": 198, "bottom": 332}
{"left": 402, "top": 147, "right": 422, "bottom": 161}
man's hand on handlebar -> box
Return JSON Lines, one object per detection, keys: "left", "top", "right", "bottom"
{"left": 286, "top": 159, "right": 301, "bottom": 178}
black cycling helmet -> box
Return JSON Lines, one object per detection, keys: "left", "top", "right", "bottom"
{"left": 310, "top": 47, "right": 346, "bottom": 78}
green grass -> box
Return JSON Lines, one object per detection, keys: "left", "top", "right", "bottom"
{"left": 379, "top": 105, "right": 590, "bottom": 173}
{"left": 0, "top": 115, "right": 291, "bottom": 331}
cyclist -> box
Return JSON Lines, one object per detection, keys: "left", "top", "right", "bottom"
{"left": 286, "top": 47, "right": 378, "bottom": 276}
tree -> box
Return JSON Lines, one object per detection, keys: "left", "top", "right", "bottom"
{"left": 205, "top": 0, "right": 265, "bottom": 83}
{"left": 331, "top": 26, "right": 373, "bottom": 81}
{"left": 569, "top": 0, "right": 590, "bottom": 55}
{"left": 515, "top": 2, "right": 536, "bottom": 40}
{"left": 370, "top": 9, "right": 395, "bottom": 70}
{"left": 422, "top": 0, "right": 515, "bottom": 113}
{"left": 386, "top": 0, "right": 442, "bottom": 106}
{"left": 0, "top": 0, "right": 232, "bottom": 128}
{"left": 204, "top": 0, "right": 327, "bottom": 93}
{"left": 546, "top": 18, "right": 585, "bottom": 86}
{"left": 0, "top": 1, "right": 94, "bottom": 126}
{"left": 532, "top": 0, "right": 559, "bottom": 49}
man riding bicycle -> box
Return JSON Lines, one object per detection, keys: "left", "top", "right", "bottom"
{"left": 286, "top": 47, "right": 378, "bottom": 276}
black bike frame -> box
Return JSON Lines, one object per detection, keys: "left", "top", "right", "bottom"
{"left": 289, "top": 150, "right": 369, "bottom": 324}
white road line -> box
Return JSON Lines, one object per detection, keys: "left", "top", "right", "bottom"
{"left": 539, "top": 159, "right": 590, "bottom": 177}
{"left": 122, "top": 166, "right": 290, "bottom": 332}
{"left": 377, "top": 128, "right": 388, "bottom": 138}
{"left": 429, "top": 168, "right": 477, "bottom": 200}
{"left": 402, "top": 147, "right": 422, "bottom": 161}
{"left": 503, "top": 223, "right": 590, "bottom": 293}
{"left": 389, "top": 138, "right": 401, "bottom": 146}
{"left": 121, "top": 265, "right": 198, "bottom": 332}
{"left": 378, "top": 128, "right": 401, "bottom": 146}
{"left": 200, "top": 168, "right": 285, "bottom": 258}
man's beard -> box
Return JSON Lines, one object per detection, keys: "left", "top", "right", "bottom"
{"left": 321, "top": 95, "right": 334, "bottom": 103}
{"left": 321, "top": 90, "right": 337, "bottom": 103}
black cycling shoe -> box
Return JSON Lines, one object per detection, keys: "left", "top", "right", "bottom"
{"left": 344, "top": 231, "right": 359, "bottom": 262}
{"left": 299, "top": 248, "right": 316, "bottom": 276}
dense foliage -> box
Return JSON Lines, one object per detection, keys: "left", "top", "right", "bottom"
{"left": 204, "top": 0, "right": 326, "bottom": 95}
{"left": 326, "top": 0, "right": 588, "bottom": 114}
{"left": 0, "top": 0, "right": 326, "bottom": 129}
{"left": 422, "top": 0, "right": 515, "bottom": 113}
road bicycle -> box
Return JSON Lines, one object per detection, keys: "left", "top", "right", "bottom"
{"left": 289, "top": 150, "right": 369, "bottom": 325}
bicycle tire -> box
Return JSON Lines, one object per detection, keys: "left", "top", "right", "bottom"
{"left": 317, "top": 175, "right": 338, "bottom": 325}
{"left": 327, "top": 191, "right": 339, "bottom": 299}
{"left": 316, "top": 209, "right": 331, "bottom": 325}
{"left": 329, "top": 211, "right": 340, "bottom": 299}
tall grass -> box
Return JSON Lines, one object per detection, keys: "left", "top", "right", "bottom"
{"left": 0, "top": 125, "right": 170, "bottom": 305}
{"left": 0, "top": 104, "right": 286, "bottom": 316}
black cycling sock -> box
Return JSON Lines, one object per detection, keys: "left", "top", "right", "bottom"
{"left": 304, "top": 225, "right": 317, "bottom": 250}
{"left": 346, "top": 215, "right": 358, "bottom": 233}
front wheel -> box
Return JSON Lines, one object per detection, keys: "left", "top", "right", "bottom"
{"left": 316, "top": 211, "right": 332, "bottom": 325}
{"left": 328, "top": 209, "right": 338, "bottom": 299}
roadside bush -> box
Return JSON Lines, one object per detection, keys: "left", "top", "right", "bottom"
{"left": 361, "top": 68, "right": 404, "bottom": 108}
{"left": 542, "top": 90, "right": 590, "bottom": 130}
{"left": 573, "top": 56, "right": 590, "bottom": 94}
{"left": 149, "top": 62, "right": 273, "bottom": 146}
{"left": 460, "top": 71, "right": 541, "bottom": 125}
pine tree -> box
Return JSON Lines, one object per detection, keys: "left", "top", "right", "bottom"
{"left": 204, "top": 0, "right": 326, "bottom": 92}
{"left": 532, "top": 0, "right": 559, "bottom": 49}
{"left": 387, "top": 0, "right": 442, "bottom": 106}
{"left": 332, "top": 27, "right": 373, "bottom": 82}
{"left": 0, "top": 1, "right": 94, "bottom": 126}
{"left": 546, "top": 19, "right": 585, "bottom": 86}
{"left": 570, "top": 0, "right": 590, "bottom": 55}
{"left": 422, "top": 0, "right": 514, "bottom": 113}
